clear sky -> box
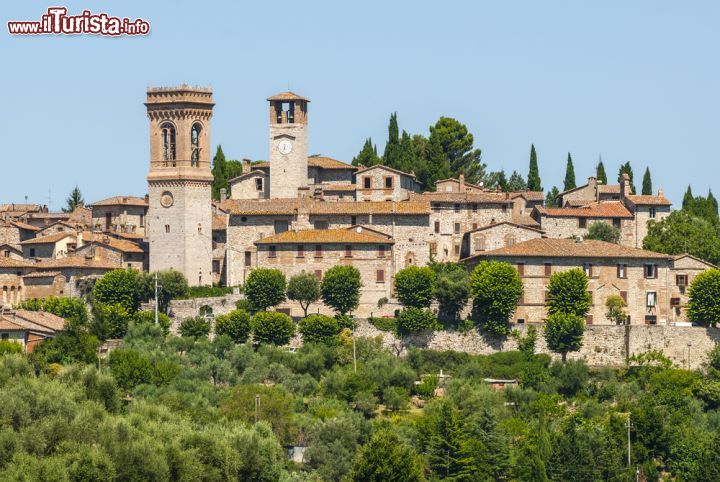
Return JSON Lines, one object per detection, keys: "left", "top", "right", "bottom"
{"left": 2, "top": 1, "right": 718, "bottom": 209}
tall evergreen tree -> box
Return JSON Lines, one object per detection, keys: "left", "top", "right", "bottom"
{"left": 617, "top": 162, "right": 636, "bottom": 194}
{"left": 420, "top": 134, "right": 451, "bottom": 190}
{"left": 211, "top": 145, "right": 228, "bottom": 200}
{"left": 352, "top": 138, "right": 381, "bottom": 167}
{"left": 398, "top": 131, "right": 416, "bottom": 173}
{"left": 507, "top": 171, "right": 527, "bottom": 192}
{"left": 563, "top": 153, "right": 576, "bottom": 191}
{"left": 545, "top": 186, "right": 560, "bottom": 208}
{"left": 428, "top": 117, "right": 486, "bottom": 185}
{"left": 709, "top": 189, "right": 718, "bottom": 214}
{"left": 425, "top": 400, "right": 477, "bottom": 479}
{"left": 382, "top": 113, "right": 401, "bottom": 169}
{"left": 595, "top": 158, "right": 607, "bottom": 185}
{"left": 642, "top": 167, "right": 653, "bottom": 195}
{"left": 62, "top": 185, "right": 84, "bottom": 213}
{"left": 527, "top": 144, "right": 542, "bottom": 191}
{"left": 683, "top": 185, "right": 694, "bottom": 209}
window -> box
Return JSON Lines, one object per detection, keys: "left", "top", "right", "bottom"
{"left": 314, "top": 220, "right": 328, "bottom": 230}
{"left": 345, "top": 245, "right": 352, "bottom": 257}
{"left": 649, "top": 207, "right": 657, "bottom": 218}
{"left": 472, "top": 203, "right": 477, "bottom": 213}
{"left": 363, "top": 177, "right": 371, "bottom": 189}
{"left": 620, "top": 291, "right": 628, "bottom": 304}
{"left": 583, "top": 263, "right": 593, "bottom": 277}
{"left": 644, "top": 264, "right": 657, "bottom": 279}
{"left": 454, "top": 204, "right": 460, "bottom": 213}
{"left": 297, "top": 245, "right": 304, "bottom": 257}
{"left": 613, "top": 218, "right": 621, "bottom": 228}
{"left": 474, "top": 236, "right": 485, "bottom": 252}
{"left": 29, "top": 248, "right": 36, "bottom": 257}
{"left": 161, "top": 123, "right": 176, "bottom": 162}
{"left": 139, "top": 214, "right": 144, "bottom": 227}
{"left": 454, "top": 223, "right": 461, "bottom": 234}
{"left": 1, "top": 334, "right": 7, "bottom": 341}
{"left": 244, "top": 251, "right": 252, "bottom": 267}
{"left": 255, "top": 177, "right": 263, "bottom": 191}
{"left": 164, "top": 225, "right": 170, "bottom": 233}
{"left": 517, "top": 263, "right": 525, "bottom": 276}
{"left": 544, "top": 263, "right": 552, "bottom": 276}
{"left": 645, "top": 315, "right": 657, "bottom": 324}
{"left": 385, "top": 177, "right": 393, "bottom": 189}
{"left": 646, "top": 291, "right": 657, "bottom": 307}
{"left": 315, "top": 270, "right": 322, "bottom": 280}
{"left": 274, "top": 220, "right": 289, "bottom": 233}
{"left": 105, "top": 212, "right": 112, "bottom": 230}
{"left": 197, "top": 223, "right": 202, "bottom": 234}
{"left": 3, "top": 250, "right": 8, "bottom": 258}
{"left": 378, "top": 245, "right": 386, "bottom": 258}
{"left": 351, "top": 216, "right": 357, "bottom": 225}
{"left": 579, "top": 217, "right": 587, "bottom": 228}
{"left": 429, "top": 242, "right": 438, "bottom": 255}
{"left": 586, "top": 315, "right": 594, "bottom": 324}
{"left": 505, "top": 236, "right": 515, "bottom": 247}
{"left": 502, "top": 204, "right": 508, "bottom": 213}
{"left": 434, "top": 221, "right": 440, "bottom": 234}
{"left": 617, "top": 264, "right": 627, "bottom": 279}
{"left": 376, "top": 270, "right": 385, "bottom": 282}
{"left": 191, "top": 123, "right": 201, "bottom": 166}
{"left": 676, "top": 274, "right": 688, "bottom": 286}
{"left": 269, "top": 246, "right": 277, "bottom": 258}
{"left": 212, "top": 260, "right": 220, "bottom": 274}
{"left": 315, "top": 245, "right": 323, "bottom": 257}
{"left": 454, "top": 243, "right": 460, "bottom": 255}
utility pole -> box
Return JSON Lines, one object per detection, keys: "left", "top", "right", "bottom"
{"left": 154, "top": 272, "right": 159, "bottom": 326}
{"left": 626, "top": 413, "right": 633, "bottom": 468}
{"left": 352, "top": 317, "right": 357, "bottom": 373}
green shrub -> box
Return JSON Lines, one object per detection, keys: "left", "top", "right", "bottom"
{"left": 18, "top": 297, "right": 87, "bottom": 324}
{"left": 252, "top": 311, "right": 295, "bottom": 345}
{"left": 688, "top": 269, "right": 720, "bottom": 327}
{"left": 397, "top": 308, "right": 437, "bottom": 334}
{"left": 321, "top": 265, "right": 361, "bottom": 315}
{"left": 93, "top": 269, "right": 141, "bottom": 314}
{"left": 184, "top": 285, "right": 234, "bottom": 298}
{"left": 244, "top": 269, "right": 287, "bottom": 312}
{"left": 215, "top": 309, "right": 252, "bottom": 343}
{"left": 298, "top": 314, "right": 341, "bottom": 343}
{"left": 90, "top": 302, "right": 131, "bottom": 341}
{"left": 335, "top": 314, "right": 356, "bottom": 330}
{"left": 414, "top": 375, "right": 438, "bottom": 399}
{"left": 550, "top": 359, "right": 589, "bottom": 396}
{"left": 179, "top": 316, "right": 211, "bottom": 338}
{"left": 368, "top": 317, "right": 398, "bottom": 333}
{"left": 132, "top": 310, "right": 172, "bottom": 336}
{"left": 470, "top": 261, "right": 523, "bottom": 336}
{"left": 394, "top": 266, "right": 436, "bottom": 309}
{"left": 382, "top": 387, "right": 409, "bottom": 412}
{"left": 0, "top": 340, "right": 23, "bottom": 355}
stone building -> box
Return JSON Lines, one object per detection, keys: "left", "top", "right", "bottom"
{"left": 532, "top": 202, "right": 636, "bottom": 246}
{"left": 0, "top": 310, "right": 66, "bottom": 352}
{"left": 461, "top": 221, "right": 544, "bottom": 259}
{"left": 464, "top": 238, "right": 688, "bottom": 326}
{"left": 74, "top": 233, "right": 145, "bottom": 271}
{"left": 20, "top": 232, "right": 78, "bottom": 260}
{"left": 557, "top": 176, "right": 622, "bottom": 206}
{"left": 670, "top": 254, "right": 716, "bottom": 323}
{"left": 355, "top": 165, "right": 421, "bottom": 201}
{"left": 268, "top": 92, "right": 310, "bottom": 199}
{"left": 90, "top": 195, "right": 149, "bottom": 235}
{"left": 145, "top": 85, "right": 214, "bottom": 287}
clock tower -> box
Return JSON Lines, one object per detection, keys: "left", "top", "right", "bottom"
{"left": 146, "top": 85, "right": 214, "bottom": 286}
{"left": 267, "top": 92, "right": 309, "bottom": 199}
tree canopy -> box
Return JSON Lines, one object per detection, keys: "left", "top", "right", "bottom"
{"left": 470, "top": 261, "right": 523, "bottom": 336}
{"left": 63, "top": 185, "right": 84, "bottom": 213}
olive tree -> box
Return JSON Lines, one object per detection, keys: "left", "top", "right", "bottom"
{"left": 287, "top": 271, "right": 321, "bottom": 317}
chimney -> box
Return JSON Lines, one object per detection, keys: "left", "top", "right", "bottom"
{"left": 459, "top": 174, "right": 465, "bottom": 192}
{"left": 144, "top": 194, "right": 149, "bottom": 204}
{"left": 658, "top": 188, "right": 664, "bottom": 197}
{"left": 219, "top": 188, "right": 227, "bottom": 202}
{"left": 620, "top": 173, "right": 630, "bottom": 199}
{"left": 242, "top": 158, "right": 252, "bottom": 173}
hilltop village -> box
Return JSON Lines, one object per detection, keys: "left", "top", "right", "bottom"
{"left": 0, "top": 85, "right": 714, "bottom": 331}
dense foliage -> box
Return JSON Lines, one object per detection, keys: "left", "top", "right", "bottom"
{"left": 244, "top": 268, "right": 287, "bottom": 312}
{"left": 644, "top": 210, "right": 720, "bottom": 266}
{"left": 470, "top": 261, "right": 523, "bottom": 336}
{"left": 215, "top": 309, "right": 252, "bottom": 343}
{"left": 584, "top": 221, "right": 621, "bottom": 243}
{"left": 397, "top": 308, "right": 438, "bottom": 334}
{"left": 395, "top": 266, "right": 436, "bottom": 309}
{"left": 546, "top": 269, "right": 592, "bottom": 318}
{"left": 252, "top": 311, "right": 295, "bottom": 345}
{"left": 298, "top": 314, "right": 342, "bottom": 343}
{"left": 687, "top": 269, "right": 720, "bottom": 327}
{"left": 544, "top": 313, "right": 586, "bottom": 361}
{"left": 321, "top": 265, "right": 362, "bottom": 316}
{"left": 287, "top": 271, "right": 321, "bottom": 317}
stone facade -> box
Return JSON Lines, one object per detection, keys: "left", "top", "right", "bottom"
{"left": 90, "top": 197, "right": 148, "bottom": 235}
{"left": 230, "top": 171, "right": 268, "bottom": 200}
{"left": 268, "top": 93, "right": 309, "bottom": 199}
{"left": 355, "top": 165, "right": 420, "bottom": 202}
{"left": 669, "top": 255, "right": 716, "bottom": 323}
{"left": 461, "top": 222, "right": 543, "bottom": 259}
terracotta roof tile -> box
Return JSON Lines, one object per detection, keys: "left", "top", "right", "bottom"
{"left": 212, "top": 215, "right": 227, "bottom": 230}
{"left": 624, "top": 195, "right": 672, "bottom": 206}
{"left": 534, "top": 201, "right": 633, "bottom": 219}
{"left": 90, "top": 196, "right": 148, "bottom": 207}
{"left": 322, "top": 184, "right": 357, "bottom": 192}
{"left": 411, "top": 192, "right": 514, "bottom": 205}
{"left": 22, "top": 271, "right": 62, "bottom": 278}
{"left": 10, "top": 221, "right": 41, "bottom": 232}
{"left": 20, "top": 232, "right": 76, "bottom": 245}
{"left": 509, "top": 191, "right": 545, "bottom": 201}
{"left": 0, "top": 319, "right": 24, "bottom": 331}
{"left": 510, "top": 215, "right": 542, "bottom": 228}
{"left": 599, "top": 185, "right": 621, "bottom": 194}
{"left": 219, "top": 199, "right": 430, "bottom": 216}
{"left": 471, "top": 238, "right": 670, "bottom": 260}
{"left": 256, "top": 227, "right": 394, "bottom": 245}
{"left": 467, "top": 220, "right": 543, "bottom": 234}
{"left": 266, "top": 91, "right": 309, "bottom": 102}
{"left": 33, "top": 256, "right": 120, "bottom": 270}
{"left": 0, "top": 257, "right": 34, "bottom": 268}
{"left": 80, "top": 235, "right": 144, "bottom": 253}
{"left": 307, "top": 157, "right": 356, "bottom": 170}
{"left": 355, "top": 164, "right": 415, "bottom": 178}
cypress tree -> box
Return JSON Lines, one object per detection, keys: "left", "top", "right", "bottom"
{"left": 211, "top": 145, "right": 228, "bottom": 200}
{"left": 709, "top": 189, "right": 718, "bottom": 214}
{"left": 563, "top": 153, "right": 576, "bottom": 191}
{"left": 398, "top": 130, "right": 415, "bottom": 173}
{"left": 617, "top": 162, "right": 636, "bottom": 194}
{"left": 595, "top": 158, "right": 607, "bottom": 185}
{"left": 642, "top": 167, "right": 653, "bottom": 195}
{"left": 527, "top": 144, "right": 542, "bottom": 191}
{"left": 382, "top": 112, "right": 401, "bottom": 169}
{"left": 683, "top": 185, "right": 694, "bottom": 209}
{"left": 352, "top": 138, "right": 381, "bottom": 167}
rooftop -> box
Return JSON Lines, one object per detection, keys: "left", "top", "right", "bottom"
{"left": 20, "top": 232, "right": 76, "bottom": 245}
{"left": 256, "top": 227, "right": 393, "bottom": 245}
{"left": 220, "top": 199, "right": 430, "bottom": 216}
{"left": 33, "top": 256, "right": 120, "bottom": 270}
{"left": 468, "top": 238, "right": 671, "bottom": 260}
{"left": 410, "top": 191, "right": 514, "bottom": 205}
{"left": 80, "top": 234, "right": 144, "bottom": 253}
{"left": 252, "top": 157, "right": 355, "bottom": 171}
{"left": 534, "top": 201, "right": 633, "bottom": 219}
{"left": 90, "top": 196, "right": 148, "bottom": 207}
{"left": 266, "top": 91, "right": 310, "bottom": 102}
{"left": 624, "top": 194, "right": 672, "bottom": 206}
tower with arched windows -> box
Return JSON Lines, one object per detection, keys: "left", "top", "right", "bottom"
{"left": 146, "top": 85, "right": 214, "bottom": 286}
{"left": 267, "top": 92, "right": 309, "bottom": 198}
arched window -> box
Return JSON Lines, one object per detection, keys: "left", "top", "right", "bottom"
{"left": 191, "top": 123, "right": 201, "bottom": 167}
{"left": 161, "top": 123, "right": 176, "bottom": 164}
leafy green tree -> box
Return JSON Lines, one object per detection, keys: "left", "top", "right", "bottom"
{"left": 563, "top": 153, "right": 576, "bottom": 191}
{"left": 417, "top": 133, "right": 451, "bottom": 190}
{"left": 643, "top": 211, "right": 720, "bottom": 265}
{"left": 298, "top": 314, "right": 341, "bottom": 343}
{"left": 546, "top": 269, "right": 591, "bottom": 318}
{"left": 487, "top": 170, "right": 508, "bottom": 191}
{"left": 684, "top": 190, "right": 720, "bottom": 225}
{"left": 397, "top": 308, "right": 438, "bottom": 334}
{"left": 179, "top": 316, "right": 211, "bottom": 338}
{"left": 584, "top": 221, "right": 621, "bottom": 243}
{"left": 435, "top": 269, "right": 470, "bottom": 322}
{"left": 596, "top": 158, "right": 608, "bottom": 185}
{"left": 132, "top": 310, "right": 172, "bottom": 336}
{"left": 219, "top": 384, "right": 297, "bottom": 444}
{"left": 138, "top": 270, "right": 189, "bottom": 313}
{"left": 383, "top": 112, "right": 401, "bottom": 169}
{"left": 287, "top": 271, "right": 321, "bottom": 317}
{"left": 683, "top": 185, "right": 694, "bottom": 209}
{"left": 244, "top": 268, "right": 286, "bottom": 312}
{"left": 545, "top": 186, "right": 560, "bottom": 208}
{"left": 215, "top": 309, "right": 252, "bottom": 343}
{"left": 512, "top": 325, "right": 538, "bottom": 358}
{"left": 618, "top": 161, "right": 636, "bottom": 194}
{"left": 90, "top": 302, "right": 131, "bottom": 340}
{"left": 395, "top": 266, "right": 436, "bottom": 309}
{"left": 32, "top": 320, "right": 100, "bottom": 365}
{"left": 252, "top": 311, "right": 295, "bottom": 345}
{"left": 62, "top": 185, "right": 84, "bottom": 212}
{"left": 18, "top": 296, "right": 88, "bottom": 324}
{"left": 470, "top": 261, "right": 523, "bottom": 336}
{"left": 321, "top": 265, "right": 362, "bottom": 316}
{"left": 605, "top": 295, "right": 627, "bottom": 325}
{"left": 225, "top": 159, "right": 244, "bottom": 182}
{"left": 352, "top": 138, "right": 381, "bottom": 167}
{"left": 351, "top": 429, "right": 427, "bottom": 482}
{"left": 507, "top": 170, "right": 527, "bottom": 191}
{"left": 687, "top": 269, "right": 720, "bottom": 327}
{"left": 642, "top": 166, "right": 653, "bottom": 195}
{"left": 428, "top": 117, "right": 486, "bottom": 185}
{"left": 544, "top": 313, "right": 585, "bottom": 362}
{"left": 108, "top": 348, "right": 154, "bottom": 391}
{"left": 93, "top": 269, "right": 140, "bottom": 314}
{"left": 527, "top": 144, "right": 542, "bottom": 191}
{"left": 211, "top": 144, "right": 228, "bottom": 200}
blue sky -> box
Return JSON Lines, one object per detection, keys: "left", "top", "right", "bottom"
{"left": 2, "top": 1, "right": 718, "bottom": 208}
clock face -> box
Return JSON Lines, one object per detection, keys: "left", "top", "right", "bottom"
{"left": 277, "top": 140, "right": 293, "bottom": 155}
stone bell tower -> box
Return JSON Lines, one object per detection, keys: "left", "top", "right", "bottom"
{"left": 267, "top": 92, "right": 309, "bottom": 199}
{"left": 146, "top": 85, "right": 214, "bottom": 286}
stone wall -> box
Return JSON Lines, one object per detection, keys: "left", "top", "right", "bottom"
{"left": 161, "top": 293, "right": 243, "bottom": 335}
